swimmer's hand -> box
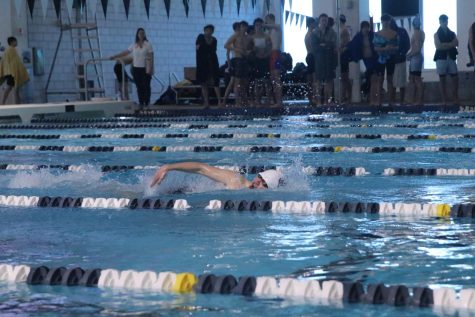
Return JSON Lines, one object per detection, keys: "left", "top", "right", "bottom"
{"left": 150, "top": 165, "right": 168, "bottom": 187}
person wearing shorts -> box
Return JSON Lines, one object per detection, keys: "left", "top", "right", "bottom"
{"left": 434, "top": 14, "right": 459, "bottom": 105}
{"left": 305, "top": 17, "right": 317, "bottom": 105}
{"left": 391, "top": 19, "right": 410, "bottom": 104}
{"left": 373, "top": 14, "right": 399, "bottom": 106}
{"left": 312, "top": 13, "right": 337, "bottom": 105}
{"left": 264, "top": 14, "right": 283, "bottom": 107}
{"left": 407, "top": 17, "right": 425, "bottom": 105}
{"left": 225, "top": 21, "right": 253, "bottom": 107}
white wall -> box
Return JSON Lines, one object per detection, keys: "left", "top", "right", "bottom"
{"left": 25, "top": 0, "right": 266, "bottom": 103}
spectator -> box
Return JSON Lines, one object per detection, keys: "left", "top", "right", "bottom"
{"left": 434, "top": 14, "right": 459, "bottom": 105}
{"left": 305, "top": 17, "right": 317, "bottom": 105}
{"left": 391, "top": 19, "right": 410, "bottom": 105}
{"left": 407, "top": 17, "right": 425, "bottom": 106}
{"left": 0, "top": 37, "right": 29, "bottom": 105}
{"left": 339, "top": 14, "right": 351, "bottom": 103}
{"left": 373, "top": 14, "right": 398, "bottom": 106}
{"left": 111, "top": 28, "right": 154, "bottom": 108}
{"left": 348, "top": 21, "right": 378, "bottom": 105}
{"left": 312, "top": 13, "right": 337, "bottom": 106}
{"left": 196, "top": 24, "right": 222, "bottom": 108}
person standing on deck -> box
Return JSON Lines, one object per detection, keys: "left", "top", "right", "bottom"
{"left": 305, "top": 17, "right": 317, "bottom": 105}
{"left": 406, "top": 17, "right": 425, "bottom": 106}
{"left": 264, "top": 14, "right": 283, "bottom": 107}
{"left": 433, "top": 14, "right": 459, "bottom": 105}
{"left": 0, "top": 37, "right": 29, "bottom": 105}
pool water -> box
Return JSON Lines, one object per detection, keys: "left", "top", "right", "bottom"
{"left": 0, "top": 112, "right": 474, "bottom": 316}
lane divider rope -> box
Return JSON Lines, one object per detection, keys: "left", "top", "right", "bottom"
{"left": 2, "top": 164, "right": 475, "bottom": 177}
{"left": 0, "top": 145, "right": 474, "bottom": 153}
{"left": 0, "top": 132, "right": 474, "bottom": 140}
{"left": 2, "top": 123, "right": 475, "bottom": 130}
{"left": 0, "top": 123, "right": 282, "bottom": 130}
{"left": 0, "top": 264, "right": 474, "bottom": 312}
{"left": 0, "top": 194, "right": 474, "bottom": 218}
{"left": 0, "top": 164, "right": 367, "bottom": 176}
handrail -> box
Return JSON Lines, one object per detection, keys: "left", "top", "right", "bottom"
{"left": 85, "top": 58, "right": 124, "bottom": 101}
{"left": 152, "top": 75, "right": 165, "bottom": 95}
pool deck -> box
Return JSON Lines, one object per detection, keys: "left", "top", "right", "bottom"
{"left": 132, "top": 102, "right": 463, "bottom": 117}
{"left": 0, "top": 100, "right": 135, "bottom": 123}
{"left": 0, "top": 100, "right": 466, "bottom": 122}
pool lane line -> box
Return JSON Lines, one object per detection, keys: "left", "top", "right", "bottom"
{"left": 0, "top": 164, "right": 367, "bottom": 176}
{"left": 1, "top": 264, "right": 474, "bottom": 312}
{"left": 0, "top": 144, "right": 474, "bottom": 153}
{"left": 1, "top": 194, "right": 473, "bottom": 218}
{"left": 1, "top": 132, "right": 474, "bottom": 140}
{"left": 30, "top": 113, "right": 475, "bottom": 124}
{"left": 2, "top": 123, "right": 475, "bottom": 130}
{"left": 2, "top": 164, "right": 475, "bottom": 177}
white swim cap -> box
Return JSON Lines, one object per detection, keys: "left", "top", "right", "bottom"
{"left": 258, "top": 170, "right": 283, "bottom": 189}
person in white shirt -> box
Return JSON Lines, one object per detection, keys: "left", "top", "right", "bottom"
{"left": 111, "top": 28, "right": 154, "bottom": 107}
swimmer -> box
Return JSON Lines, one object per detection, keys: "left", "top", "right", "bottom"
{"left": 150, "top": 162, "right": 283, "bottom": 190}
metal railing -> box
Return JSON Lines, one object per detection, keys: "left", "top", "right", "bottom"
{"left": 85, "top": 58, "right": 125, "bottom": 101}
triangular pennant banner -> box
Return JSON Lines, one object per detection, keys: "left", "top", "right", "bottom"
{"left": 408, "top": 17, "right": 412, "bottom": 31}
{"left": 400, "top": 19, "right": 404, "bottom": 28}
{"left": 295, "top": 13, "right": 299, "bottom": 25}
{"left": 300, "top": 14, "right": 305, "bottom": 28}
{"left": 285, "top": 10, "right": 289, "bottom": 24}
{"left": 100, "top": 0, "right": 108, "bottom": 17}
{"left": 236, "top": 0, "right": 241, "bottom": 15}
{"left": 163, "top": 0, "right": 171, "bottom": 18}
{"left": 144, "top": 0, "right": 151, "bottom": 19}
{"left": 243, "top": 0, "right": 249, "bottom": 14}
{"left": 40, "top": 0, "right": 49, "bottom": 18}
{"left": 289, "top": 0, "right": 292, "bottom": 9}
{"left": 53, "top": 0, "right": 61, "bottom": 19}
{"left": 251, "top": 0, "right": 256, "bottom": 9}
{"left": 123, "top": 0, "right": 131, "bottom": 18}
{"left": 183, "top": 0, "right": 190, "bottom": 17}
{"left": 290, "top": 12, "right": 294, "bottom": 25}
{"left": 27, "top": 0, "right": 35, "bottom": 17}
{"left": 280, "top": 0, "right": 284, "bottom": 9}
{"left": 218, "top": 0, "right": 224, "bottom": 16}
{"left": 200, "top": 0, "right": 207, "bottom": 16}
{"left": 265, "top": 0, "right": 270, "bottom": 13}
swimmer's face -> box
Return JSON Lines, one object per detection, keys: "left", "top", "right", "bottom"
{"left": 250, "top": 175, "right": 268, "bottom": 189}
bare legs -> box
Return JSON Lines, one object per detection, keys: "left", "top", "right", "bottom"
{"left": 1, "top": 85, "right": 16, "bottom": 105}
{"left": 270, "top": 70, "right": 282, "bottom": 107}
{"left": 223, "top": 77, "right": 235, "bottom": 106}
{"left": 439, "top": 75, "right": 448, "bottom": 105}
{"left": 341, "top": 72, "right": 351, "bottom": 103}
{"left": 201, "top": 85, "right": 223, "bottom": 108}
{"left": 408, "top": 74, "right": 424, "bottom": 105}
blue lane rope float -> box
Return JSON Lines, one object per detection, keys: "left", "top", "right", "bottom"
{"left": 2, "top": 122, "right": 475, "bottom": 130}
{"left": 0, "top": 132, "right": 473, "bottom": 140}
{"left": 0, "top": 144, "right": 474, "bottom": 153}
{"left": 0, "top": 123, "right": 282, "bottom": 130}
{"left": 0, "top": 264, "right": 474, "bottom": 313}
{"left": 2, "top": 163, "right": 475, "bottom": 177}
{"left": 0, "top": 164, "right": 368, "bottom": 176}
{"left": 1, "top": 194, "right": 473, "bottom": 218}
{"left": 28, "top": 114, "right": 475, "bottom": 124}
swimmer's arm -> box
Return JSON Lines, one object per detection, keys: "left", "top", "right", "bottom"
{"left": 150, "top": 162, "right": 240, "bottom": 187}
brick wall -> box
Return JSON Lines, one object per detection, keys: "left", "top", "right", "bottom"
{"left": 27, "top": 0, "right": 266, "bottom": 103}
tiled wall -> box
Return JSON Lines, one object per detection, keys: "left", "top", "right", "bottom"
{"left": 27, "top": 0, "right": 265, "bottom": 103}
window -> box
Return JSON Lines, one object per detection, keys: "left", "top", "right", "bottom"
{"left": 369, "top": 0, "right": 382, "bottom": 23}
{"left": 423, "top": 0, "right": 457, "bottom": 69}
{"left": 283, "top": 0, "right": 313, "bottom": 65}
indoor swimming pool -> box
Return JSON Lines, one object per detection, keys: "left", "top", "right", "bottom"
{"left": 0, "top": 111, "right": 474, "bottom": 316}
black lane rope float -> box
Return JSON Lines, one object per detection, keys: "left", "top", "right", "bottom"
{"left": 0, "top": 144, "right": 474, "bottom": 153}
{"left": 2, "top": 194, "right": 474, "bottom": 218}
{"left": 0, "top": 132, "right": 474, "bottom": 140}
{"left": 1, "top": 263, "right": 474, "bottom": 313}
